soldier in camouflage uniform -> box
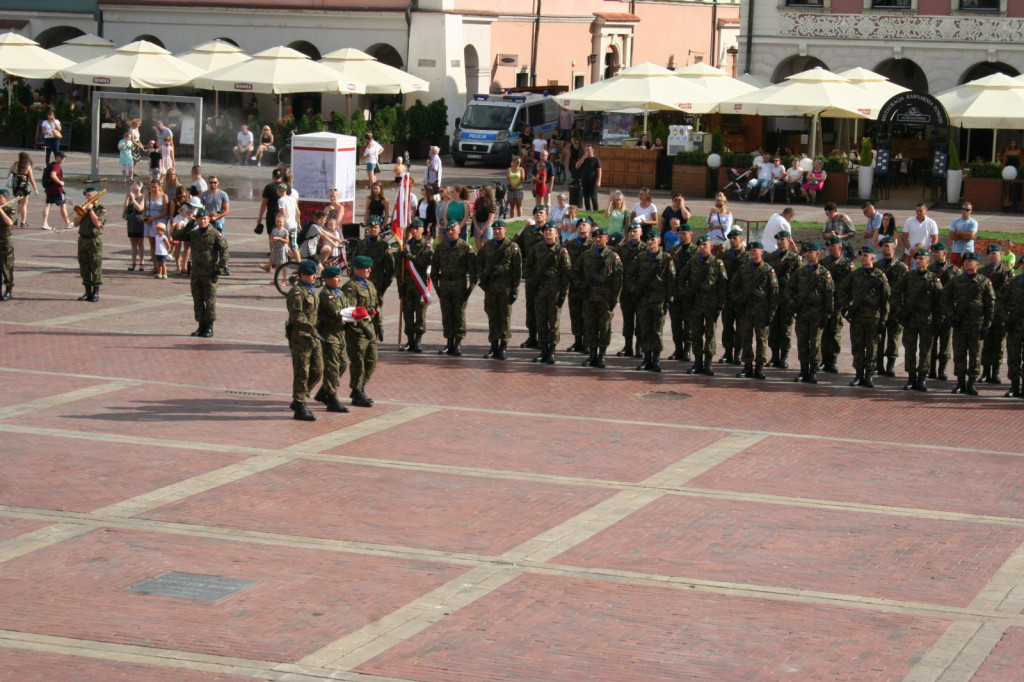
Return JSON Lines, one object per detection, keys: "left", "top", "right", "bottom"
{"left": 0, "top": 189, "right": 14, "bottom": 300}
{"left": 679, "top": 235, "right": 728, "bottom": 376}
{"left": 431, "top": 219, "right": 477, "bottom": 356}
{"left": 839, "top": 246, "right": 890, "bottom": 388}
{"left": 577, "top": 227, "right": 623, "bottom": 368}
{"left": 627, "top": 231, "right": 673, "bottom": 372}
{"left": 313, "top": 265, "right": 351, "bottom": 415}
{"left": 344, "top": 255, "right": 381, "bottom": 408}
{"left": 524, "top": 221, "right": 570, "bottom": 364}
{"left": 477, "top": 219, "right": 521, "bottom": 360}
{"left": 891, "top": 248, "right": 944, "bottom": 392}
{"left": 173, "top": 208, "right": 229, "bottom": 338}
{"left": 1000, "top": 262, "right": 1024, "bottom": 398}
{"left": 927, "top": 242, "right": 961, "bottom": 381}
{"left": 980, "top": 243, "right": 1011, "bottom": 384}
{"left": 875, "top": 236, "right": 908, "bottom": 377}
{"left": 788, "top": 242, "right": 834, "bottom": 384}
{"left": 564, "top": 216, "right": 594, "bottom": 354}
{"left": 718, "top": 228, "right": 748, "bottom": 365}
{"left": 615, "top": 220, "right": 645, "bottom": 358}
{"left": 821, "top": 236, "right": 855, "bottom": 373}
{"left": 351, "top": 217, "right": 395, "bottom": 343}
{"left": 766, "top": 229, "right": 800, "bottom": 369}
{"left": 733, "top": 241, "right": 779, "bottom": 380}
{"left": 396, "top": 219, "right": 433, "bottom": 353}
{"left": 286, "top": 259, "right": 323, "bottom": 422}
{"left": 667, "top": 225, "right": 697, "bottom": 361}
{"left": 944, "top": 251, "right": 996, "bottom": 395}
{"left": 74, "top": 186, "right": 106, "bottom": 302}
{"left": 514, "top": 206, "right": 547, "bottom": 348}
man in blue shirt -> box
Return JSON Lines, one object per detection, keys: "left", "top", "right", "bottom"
{"left": 948, "top": 202, "right": 978, "bottom": 268}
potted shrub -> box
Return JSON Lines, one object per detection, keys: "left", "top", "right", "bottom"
{"left": 858, "top": 137, "right": 874, "bottom": 201}
{"left": 947, "top": 138, "right": 963, "bottom": 205}
{"left": 426, "top": 98, "right": 448, "bottom": 153}
{"left": 964, "top": 161, "right": 1003, "bottom": 212}
{"left": 820, "top": 155, "right": 849, "bottom": 204}
{"left": 406, "top": 99, "right": 430, "bottom": 160}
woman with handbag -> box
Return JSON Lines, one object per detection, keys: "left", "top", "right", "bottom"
{"left": 124, "top": 181, "right": 146, "bottom": 271}
{"left": 7, "top": 152, "right": 38, "bottom": 228}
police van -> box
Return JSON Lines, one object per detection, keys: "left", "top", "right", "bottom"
{"left": 451, "top": 93, "right": 560, "bottom": 166}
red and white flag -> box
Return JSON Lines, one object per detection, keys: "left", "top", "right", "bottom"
{"left": 391, "top": 172, "right": 414, "bottom": 242}
{"left": 404, "top": 247, "right": 432, "bottom": 304}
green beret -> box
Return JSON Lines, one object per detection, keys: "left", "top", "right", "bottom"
{"left": 297, "top": 260, "right": 318, "bottom": 275}
{"left": 0, "top": 188, "right": 9, "bottom": 196}
{"left": 367, "top": 216, "right": 383, "bottom": 226}
{"left": 579, "top": 215, "right": 594, "bottom": 225}
{"left": 544, "top": 220, "right": 559, "bottom": 229}
{"left": 322, "top": 265, "right": 342, "bottom": 278}
{"left": 646, "top": 230, "right": 661, "bottom": 240}
{"left": 859, "top": 245, "right": 878, "bottom": 255}
{"left": 987, "top": 243, "right": 1003, "bottom": 253}
{"left": 592, "top": 227, "right": 608, "bottom": 236}
{"left": 445, "top": 220, "right": 460, "bottom": 229}
{"left": 696, "top": 235, "right": 711, "bottom": 244}
{"left": 352, "top": 255, "right": 374, "bottom": 269}
{"left": 727, "top": 229, "right": 743, "bottom": 238}
{"left": 802, "top": 241, "right": 822, "bottom": 252}
{"left": 679, "top": 224, "right": 692, "bottom": 232}
{"left": 194, "top": 208, "right": 209, "bottom": 217}
{"left": 963, "top": 251, "right": 981, "bottom": 262}
{"left": 409, "top": 218, "right": 424, "bottom": 228}
{"left": 84, "top": 186, "right": 100, "bottom": 195}
{"left": 775, "top": 229, "right": 791, "bottom": 238}
{"left": 931, "top": 242, "right": 948, "bottom": 251}
{"left": 748, "top": 241, "right": 764, "bottom": 250}
{"left": 914, "top": 249, "right": 930, "bottom": 258}
{"left": 824, "top": 236, "right": 843, "bottom": 245}
{"left": 879, "top": 236, "right": 895, "bottom": 245}
{"left": 533, "top": 205, "right": 548, "bottom": 213}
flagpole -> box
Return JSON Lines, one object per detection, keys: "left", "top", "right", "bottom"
{"left": 396, "top": 176, "right": 407, "bottom": 347}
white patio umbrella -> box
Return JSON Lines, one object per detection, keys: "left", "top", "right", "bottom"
{"left": 195, "top": 46, "right": 366, "bottom": 120}
{"left": 60, "top": 40, "right": 204, "bottom": 89}
{"left": 937, "top": 73, "right": 1024, "bottom": 160}
{"left": 0, "top": 31, "right": 74, "bottom": 80}
{"left": 673, "top": 62, "right": 758, "bottom": 104}
{"left": 319, "top": 48, "right": 428, "bottom": 94}
{"left": 49, "top": 34, "right": 115, "bottom": 64}
{"left": 177, "top": 40, "right": 251, "bottom": 116}
{"left": 836, "top": 67, "right": 909, "bottom": 151}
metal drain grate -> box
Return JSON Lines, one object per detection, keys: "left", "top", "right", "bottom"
{"left": 224, "top": 389, "right": 271, "bottom": 398}
{"left": 639, "top": 391, "right": 691, "bottom": 401}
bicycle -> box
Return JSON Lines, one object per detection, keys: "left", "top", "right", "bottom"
{"left": 553, "top": 156, "right": 567, "bottom": 185}
{"left": 274, "top": 238, "right": 358, "bottom": 296}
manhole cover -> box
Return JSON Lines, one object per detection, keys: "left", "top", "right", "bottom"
{"left": 639, "top": 391, "right": 691, "bottom": 401}
{"left": 127, "top": 572, "right": 258, "bottom": 602}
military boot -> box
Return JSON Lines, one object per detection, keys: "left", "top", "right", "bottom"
{"left": 410, "top": 333, "right": 423, "bottom": 353}
{"left": 990, "top": 364, "right": 1003, "bottom": 385}
{"left": 874, "top": 358, "right": 885, "bottom": 377}
{"left": 703, "top": 354, "right": 715, "bottom": 376}
{"left": 77, "top": 286, "right": 92, "bottom": 301}
{"left": 616, "top": 336, "right": 634, "bottom": 357}
{"left": 566, "top": 336, "right": 580, "bottom": 353}
{"left": 966, "top": 377, "right": 979, "bottom": 396}
{"left": 533, "top": 344, "right": 545, "bottom": 362}
{"left": 595, "top": 347, "right": 607, "bottom": 369}
{"left": 1, "top": 285, "right": 11, "bottom": 301}
{"left": 668, "top": 343, "right": 683, "bottom": 361}
{"left": 288, "top": 400, "right": 300, "bottom": 411}
{"left": 484, "top": 341, "right": 498, "bottom": 359}
{"left": 636, "top": 351, "right": 650, "bottom": 371}
{"left": 804, "top": 365, "right": 819, "bottom": 384}
{"left": 937, "top": 360, "right": 949, "bottom": 381}
{"left": 399, "top": 334, "right": 413, "bottom": 352}
{"left": 202, "top": 323, "right": 214, "bottom": 337}
{"left": 914, "top": 374, "right": 929, "bottom": 392}
{"left": 952, "top": 376, "right": 966, "bottom": 394}
{"left": 519, "top": 331, "right": 538, "bottom": 349}
{"left": 496, "top": 340, "right": 508, "bottom": 360}
{"left": 1005, "top": 378, "right": 1020, "bottom": 398}
{"left": 980, "top": 365, "right": 991, "bottom": 383}
{"left": 884, "top": 357, "right": 896, "bottom": 377}
{"left": 753, "top": 363, "right": 766, "bottom": 380}
{"left": 860, "top": 372, "right": 875, "bottom": 388}
{"left": 325, "top": 394, "right": 350, "bottom": 413}
{"left": 793, "top": 363, "right": 806, "bottom": 382}
{"left": 88, "top": 286, "right": 100, "bottom": 302}
{"left": 584, "top": 347, "right": 598, "bottom": 367}
{"left": 437, "top": 338, "right": 452, "bottom": 355}
{"left": 648, "top": 354, "right": 662, "bottom": 373}
{"left": 718, "top": 348, "right": 733, "bottom": 364}
{"left": 688, "top": 358, "right": 704, "bottom": 375}
{"left": 451, "top": 339, "right": 463, "bottom": 357}
{"left": 351, "top": 389, "right": 373, "bottom": 408}
{"left": 822, "top": 356, "right": 839, "bottom": 373}
{"left": 293, "top": 402, "right": 316, "bottom": 422}
{"left": 849, "top": 369, "right": 863, "bottom": 387}
{"left": 779, "top": 350, "right": 790, "bottom": 370}
{"left": 681, "top": 342, "right": 692, "bottom": 362}
{"left": 542, "top": 343, "right": 556, "bottom": 365}
{"left": 313, "top": 387, "right": 327, "bottom": 405}
{"left": 928, "top": 357, "right": 938, "bottom": 379}
{"left": 768, "top": 349, "right": 779, "bottom": 368}
{"left": 190, "top": 324, "right": 205, "bottom": 337}
{"left": 737, "top": 362, "right": 753, "bottom": 378}
{"left": 903, "top": 373, "right": 916, "bottom": 391}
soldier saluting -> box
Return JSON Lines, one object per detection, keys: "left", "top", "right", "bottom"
{"left": 766, "top": 229, "right": 800, "bottom": 369}
{"left": 173, "top": 207, "right": 228, "bottom": 337}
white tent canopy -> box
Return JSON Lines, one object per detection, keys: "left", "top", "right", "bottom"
{"left": 937, "top": 72, "right": 1024, "bottom": 129}
{"left": 49, "top": 34, "right": 115, "bottom": 64}
{"left": 672, "top": 62, "right": 758, "bottom": 104}
{"left": 195, "top": 46, "right": 366, "bottom": 95}
{"left": 0, "top": 31, "right": 74, "bottom": 80}
{"left": 557, "top": 62, "right": 716, "bottom": 114}
{"left": 319, "top": 48, "right": 427, "bottom": 94}
{"left": 176, "top": 40, "right": 250, "bottom": 73}
{"left": 60, "top": 40, "right": 204, "bottom": 89}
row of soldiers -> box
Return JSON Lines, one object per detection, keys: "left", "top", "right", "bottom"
{"left": 348, "top": 205, "right": 1024, "bottom": 398}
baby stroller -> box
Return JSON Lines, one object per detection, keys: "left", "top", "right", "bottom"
{"left": 721, "top": 167, "right": 756, "bottom": 202}
{"left": 493, "top": 180, "right": 510, "bottom": 219}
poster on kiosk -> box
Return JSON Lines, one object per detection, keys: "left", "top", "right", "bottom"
{"left": 291, "top": 132, "right": 356, "bottom": 231}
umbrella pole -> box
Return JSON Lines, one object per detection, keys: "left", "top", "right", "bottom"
{"left": 643, "top": 107, "right": 649, "bottom": 137}
{"left": 992, "top": 130, "right": 998, "bottom": 162}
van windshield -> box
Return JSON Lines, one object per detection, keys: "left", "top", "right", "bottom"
{"left": 461, "top": 104, "right": 517, "bottom": 131}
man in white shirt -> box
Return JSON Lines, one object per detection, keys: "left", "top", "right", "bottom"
{"left": 424, "top": 145, "right": 442, "bottom": 188}
{"left": 901, "top": 202, "right": 939, "bottom": 264}
{"left": 362, "top": 131, "right": 384, "bottom": 184}
{"left": 747, "top": 154, "right": 773, "bottom": 199}
{"left": 233, "top": 124, "right": 254, "bottom": 165}
{"left": 763, "top": 207, "right": 796, "bottom": 247}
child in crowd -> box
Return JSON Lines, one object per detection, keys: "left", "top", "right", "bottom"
{"left": 148, "top": 141, "right": 161, "bottom": 182}
{"left": 153, "top": 223, "right": 171, "bottom": 279}
{"left": 270, "top": 214, "right": 291, "bottom": 272}
{"left": 532, "top": 160, "right": 548, "bottom": 203}
{"left": 117, "top": 131, "right": 135, "bottom": 184}
{"left": 320, "top": 216, "right": 345, "bottom": 268}
{"left": 664, "top": 217, "right": 682, "bottom": 250}
{"left": 160, "top": 135, "right": 174, "bottom": 176}
{"left": 190, "top": 165, "right": 207, "bottom": 196}
{"left": 560, "top": 205, "right": 578, "bottom": 243}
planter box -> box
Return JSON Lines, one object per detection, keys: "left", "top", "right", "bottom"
{"left": 820, "top": 172, "right": 848, "bottom": 204}
{"left": 672, "top": 164, "right": 709, "bottom": 198}
{"left": 963, "top": 177, "right": 1002, "bottom": 212}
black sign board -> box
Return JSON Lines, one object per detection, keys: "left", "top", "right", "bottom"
{"left": 876, "top": 92, "right": 949, "bottom": 144}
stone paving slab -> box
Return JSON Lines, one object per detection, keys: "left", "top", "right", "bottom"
{"left": 0, "top": 648, "right": 253, "bottom": 682}
{"left": 0, "top": 518, "right": 50, "bottom": 543}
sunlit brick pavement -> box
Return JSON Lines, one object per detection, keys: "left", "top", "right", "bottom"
{"left": 2, "top": 153, "right": 1024, "bottom": 681}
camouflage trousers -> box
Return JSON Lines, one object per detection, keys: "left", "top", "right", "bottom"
{"left": 952, "top": 325, "right": 983, "bottom": 379}
{"left": 78, "top": 237, "right": 103, "bottom": 287}
{"left": 289, "top": 334, "right": 323, "bottom": 403}
{"left": 319, "top": 335, "right": 348, "bottom": 396}
{"left": 902, "top": 323, "right": 934, "bottom": 376}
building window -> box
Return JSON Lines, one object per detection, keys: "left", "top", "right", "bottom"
{"left": 785, "top": 0, "right": 824, "bottom": 6}
{"left": 872, "top": 0, "right": 911, "bottom": 7}
{"left": 960, "top": 0, "right": 999, "bottom": 7}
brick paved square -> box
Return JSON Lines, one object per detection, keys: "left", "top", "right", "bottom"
{"left": 0, "top": 517, "right": 49, "bottom": 542}
{"left": 0, "top": 528, "right": 466, "bottom": 662}
{"left": 8, "top": 382, "right": 402, "bottom": 450}
{"left": 139, "top": 459, "right": 614, "bottom": 555}
{"left": 0, "top": 432, "right": 248, "bottom": 512}
{"left": 357, "top": 573, "right": 951, "bottom": 681}
{"left": 328, "top": 410, "right": 727, "bottom": 481}
{"left": 554, "top": 496, "right": 1024, "bottom": 606}
{"left": 972, "top": 626, "right": 1024, "bottom": 681}
{"left": 0, "top": 649, "right": 251, "bottom": 682}
{"left": 688, "top": 436, "right": 1024, "bottom": 518}
{"left": 0, "top": 372, "right": 106, "bottom": 410}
